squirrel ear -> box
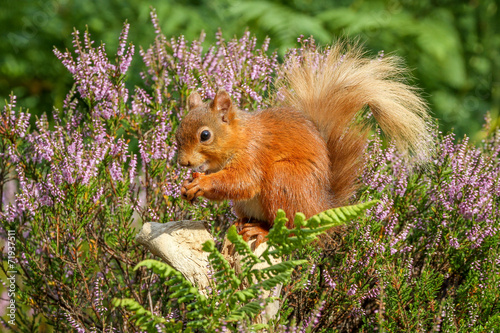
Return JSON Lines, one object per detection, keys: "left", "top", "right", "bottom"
{"left": 213, "top": 90, "right": 234, "bottom": 123}
{"left": 187, "top": 92, "right": 203, "bottom": 110}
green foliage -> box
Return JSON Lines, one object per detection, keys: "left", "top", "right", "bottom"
{"left": 377, "top": 261, "right": 445, "bottom": 331}
{"left": 112, "top": 298, "right": 168, "bottom": 330}
{"left": 112, "top": 260, "right": 186, "bottom": 331}
{"left": 3, "top": 0, "right": 498, "bottom": 137}
{"left": 230, "top": 0, "right": 500, "bottom": 137}
{"left": 279, "top": 129, "right": 500, "bottom": 331}
{"left": 2, "top": 6, "right": 499, "bottom": 330}
{"left": 264, "top": 201, "right": 379, "bottom": 259}
{"left": 113, "top": 201, "right": 377, "bottom": 332}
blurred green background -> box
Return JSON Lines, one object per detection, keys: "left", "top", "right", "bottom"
{"left": 1, "top": 0, "right": 499, "bottom": 138}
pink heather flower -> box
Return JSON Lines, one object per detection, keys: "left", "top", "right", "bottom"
{"left": 449, "top": 237, "right": 460, "bottom": 249}
{"left": 141, "top": 29, "right": 278, "bottom": 110}
{"left": 128, "top": 153, "right": 137, "bottom": 180}
{"left": 0, "top": 204, "right": 21, "bottom": 222}
{"left": 93, "top": 276, "right": 106, "bottom": 315}
{"left": 131, "top": 87, "right": 153, "bottom": 115}
{"left": 109, "top": 161, "right": 123, "bottom": 182}
{"left": 64, "top": 312, "right": 85, "bottom": 333}
{"left": 117, "top": 22, "right": 129, "bottom": 57}
{"left": 54, "top": 25, "right": 133, "bottom": 120}
{"left": 6, "top": 145, "right": 20, "bottom": 163}
{"left": 361, "top": 287, "right": 380, "bottom": 301}
{"left": 322, "top": 270, "right": 336, "bottom": 290}
{"left": 347, "top": 284, "right": 358, "bottom": 296}
{"left": 110, "top": 138, "right": 128, "bottom": 162}
{"left": 60, "top": 157, "right": 76, "bottom": 184}
{"left": 92, "top": 187, "right": 105, "bottom": 204}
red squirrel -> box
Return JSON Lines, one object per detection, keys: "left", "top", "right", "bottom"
{"left": 176, "top": 42, "right": 432, "bottom": 245}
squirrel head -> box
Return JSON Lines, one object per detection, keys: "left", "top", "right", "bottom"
{"left": 175, "top": 90, "right": 241, "bottom": 174}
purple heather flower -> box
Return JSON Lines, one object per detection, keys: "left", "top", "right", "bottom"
{"left": 322, "top": 270, "right": 336, "bottom": 290}
{"left": 140, "top": 28, "right": 278, "bottom": 110}
{"left": 109, "top": 161, "right": 123, "bottom": 182}
{"left": 93, "top": 277, "right": 107, "bottom": 315}
{"left": 131, "top": 87, "right": 153, "bottom": 115}
{"left": 299, "top": 300, "right": 325, "bottom": 333}
{"left": 128, "top": 153, "right": 137, "bottom": 180}
{"left": 6, "top": 145, "right": 20, "bottom": 163}
{"left": 63, "top": 312, "right": 86, "bottom": 333}
{"left": 347, "top": 284, "right": 358, "bottom": 296}
{"left": 54, "top": 24, "right": 134, "bottom": 120}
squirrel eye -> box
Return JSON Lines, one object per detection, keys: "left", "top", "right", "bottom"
{"left": 200, "top": 130, "right": 211, "bottom": 142}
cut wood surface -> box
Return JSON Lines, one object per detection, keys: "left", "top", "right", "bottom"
{"left": 136, "top": 220, "right": 212, "bottom": 291}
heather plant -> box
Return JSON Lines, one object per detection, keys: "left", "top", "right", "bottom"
{"left": 113, "top": 201, "right": 377, "bottom": 331}
{"left": 279, "top": 126, "right": 500, "bottom": 331}
{"left": 1, "top": 11, "right": 499, "bottom": 332}
{"left": 0, "top": 16, "right": 279, "bottom": 331}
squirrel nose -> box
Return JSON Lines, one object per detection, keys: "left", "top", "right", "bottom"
{"left": 179, "top": 157, "right": 191, "bottom": 167}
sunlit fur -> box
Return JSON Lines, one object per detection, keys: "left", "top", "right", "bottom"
{"left": 276, "top": 42, "right": 433, "bottom": 205}
{"left": 176, "top": 42, "right": 432, "bottom": 227}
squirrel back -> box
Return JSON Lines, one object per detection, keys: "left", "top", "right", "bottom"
{"left": 275, "top": 42, "right": 432, "bottom": 205}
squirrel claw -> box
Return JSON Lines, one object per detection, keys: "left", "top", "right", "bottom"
{"left": 252, "top": 233, "right": 267, "bottom": 250}
{"left": 236, "top": 220, "right": 269, "bottom": 250}
{"left": 181, "top": 177, "right": 205, "bottom": 203}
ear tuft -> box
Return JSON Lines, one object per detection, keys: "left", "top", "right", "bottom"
{"left": 187, "top": 92, "right": 203, "bottom": 110}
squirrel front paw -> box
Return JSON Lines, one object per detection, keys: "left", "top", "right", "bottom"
{"left": 181, "top": 173, "right": 206, "bottom": 203}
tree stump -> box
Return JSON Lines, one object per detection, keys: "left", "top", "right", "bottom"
{"left": 136, "top": 220, "right": 281, "bottom": 324}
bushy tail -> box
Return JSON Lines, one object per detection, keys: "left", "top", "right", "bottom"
{"left": 276, "top": 41, "right": 432, "bottom": 205}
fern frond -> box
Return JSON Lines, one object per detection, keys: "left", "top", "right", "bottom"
{"left": 234, "top": 288, "right": 261, "bottom": 302}
{"left": 257, "top": 260, "right": 307, "bottom": 290}
{"left": 136, "top": 259, "right": 204, "bottom": 301}
{"left": 226, "top": 225, "right": 263, "bottom": 267}
{"left": 128, "top": 260, "right": 208, "bottom": 329}
{"left": 135, "top": 259, "right": 183, "bottom": 279}
{"left": 111, "top": 298, "right": 167, "bottom": 330}
{"left": 226, "top": 299, "right": 268, "bottom": 322}
{"left": 264, "top": 200, "right": 379, "bottom": 259}
{"left": 116, "top": 201, "right": 377, "bottom": 331}
{"left": 203, "top": 240, "right": 242, "bottom": 289}
{"left": 306, "top": 200, "right": 380, "bottom": 229}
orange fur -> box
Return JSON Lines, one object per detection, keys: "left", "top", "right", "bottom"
{"left": 176, "top": 42, "right": 432, "bottom": 230}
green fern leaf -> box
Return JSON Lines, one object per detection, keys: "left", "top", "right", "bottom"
{"left": 227, "top": 225, "right": 262, "bottom": 266}
{"left": 135, "top": 259, "right": 207, "bottom": 311}
{"left": 135, "top": 259, "right": 179, "bottom": 279}
{"left": 304, "top": 200, "right": 379, "bottom": 229}
{"left": 259, "top": 260, "right": 308, "bottom": 277}
{"left": 117, "top": 201, "right": 378, "bottom": 331}
{"left": 111, "top": 298, "right": 167, "bottom": 330}
{"left": 203, "top": 239, "right": 241, "bottom": 289}
{"left": 234, "top": 288, "right": 260, "bottom": 302}
{"left": 258, "top": 262, "right": 306, "bottom": 289}
{"left": 264, "top": 200, "right": 379, "bottom": 259}
{"left": 226, "top": 299, "right": 266, "bottom": 321}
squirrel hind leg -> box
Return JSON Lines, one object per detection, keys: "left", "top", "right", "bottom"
{"left": 235, "top": 219, "right": 270, "bottom": 250}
